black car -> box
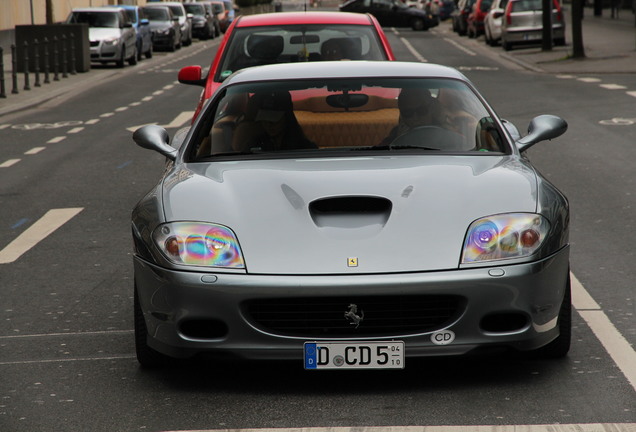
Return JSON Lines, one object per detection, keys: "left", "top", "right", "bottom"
{"left": 184, "top": 2, "right": 217, "bottom": 40}
{"left": 451, "top": 0, "right": 476, "bottom": 35}
{"left": 340, "top": 0, "right": 439, "bottom": 31}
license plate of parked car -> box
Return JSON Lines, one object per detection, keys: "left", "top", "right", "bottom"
{"left": 304, "top": 341, "right": 404, "bottom": 370}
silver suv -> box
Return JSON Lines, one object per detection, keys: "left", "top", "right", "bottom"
{"left": 500, "top": 0, "right": 565, "bottom": 51}
{"left": 67, "top": 7, "right": 138, "bottom": 67}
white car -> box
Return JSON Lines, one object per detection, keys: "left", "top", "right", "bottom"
{"left": 484, "top": 0, "right": 507, "bottom": 46}
{"left": 67, "top": 7, "right": 137, "bottom": 67}
{"left": 147, "top": 1, "right": 193, "bottom": 47}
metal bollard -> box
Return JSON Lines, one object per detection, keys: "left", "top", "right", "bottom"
{"left": 70, "top": 36, "right": 76, "bottom": 75}
{"left": 11, "top": 44, "right": 18, "bottom": 94}
{"left": 0, "top": 46, "right": 6, "bottom": 98}
{"left": 43, "top": 37, "right": 50, "bottom": 84}
{"left": 53, "top": 36, "right": 59, "bottom": 81}
{"left": 23, "top": 40, "right": 31, "bottom": 90}
{"left": 61, "top": 34, "right": 68, "bottom": 78}
{"left": 33, "top": 38, "right": 41, "bottom": 87}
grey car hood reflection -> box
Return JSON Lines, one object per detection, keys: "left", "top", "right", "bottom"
{"left": 161, "top": 155, "right": 538, "bottom": 274}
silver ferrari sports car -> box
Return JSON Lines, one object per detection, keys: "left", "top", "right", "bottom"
{"left": 132, "top": 61, "right": 570, "bottom": 369}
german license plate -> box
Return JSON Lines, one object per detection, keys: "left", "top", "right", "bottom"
{"left": 304, "top": 341, "right": 404, "bottom": 370}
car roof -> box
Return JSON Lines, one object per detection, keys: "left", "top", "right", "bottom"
{"left": 223, "top": 61, "right": 467, "bottom": 86}
{"left": 72, "top": 7, "right": 125, "bottom": 12}
{"left": 234, "top": 11, "right": 374, "bottom": 27}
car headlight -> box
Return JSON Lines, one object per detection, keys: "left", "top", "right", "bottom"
{"left": 461, "top": 213, "right": 550, "bottom": 264}
{"left": 102, "top": 37, "right": 119, "bottom": 46}
{"left": 153, "top": 222, "right": 245, "bottom": 268}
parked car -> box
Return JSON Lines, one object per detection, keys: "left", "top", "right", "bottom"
{"left": 483, "top": 0, "right": 508, "bottom": 46}
{"left": 500, "top": 0, "right": 566, "bottom": 50}
{"left": 466, "top": 0, "right": 493, "bottom": 38}
{"left": 66, "top": 7, "right": 137, "bottom": 68}
{"left": 146, "top": 1, "right": 193, "bottom": 47}
{"left": 209, "top": 1, "right": 230, "bottom": 33}
{"left": 132, "top": 60, "right": 571, "bottom": 368}
{"left": 422, "top": 0, "right": 457, "bottom": 20}
{"left": 143, "top": 5, "right": 182, "bottom": 52}
{"left": 119, "top": 5, "right": 153, "bottom": 60}
{"left": 339, "top": 0, "right": 439, "bottom": 31}
{"left": 178, "top": 11, "right": 396, "bottom": 121}
{"left": 196, "top": 1, "right": 222, "bottom": 38}
{"left": 451, "top": 0, "right": 476, "bottom": 35}
{"left": 184, "top": 2, "right": 216, "bottom": 40}
{"left": 221, "top": 0, "right": 237, "bottom": 31}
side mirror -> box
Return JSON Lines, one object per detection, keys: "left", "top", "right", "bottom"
{"left": 133, "top": 125, "right": 177, "bottom": 160}
{"left": 516, "top": 115, "right": 567, "bottom": 152}
{"left": 178, "top": 65, "right": 206, "bottom": 87}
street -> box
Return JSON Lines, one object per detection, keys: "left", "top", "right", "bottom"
{"left": 0, "top": 16, "right": 634, "bottom": 432}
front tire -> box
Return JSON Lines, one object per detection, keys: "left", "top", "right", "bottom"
{"left": 411, "top": 18, "right": 426, "bottom": 31}
{"left": 533, "top": 273, "right": 572, "bottom": 359}
{"left": 134, "top": 285, "right": 174, "bottom": 368}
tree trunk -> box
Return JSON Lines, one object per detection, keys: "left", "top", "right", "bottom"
{"left": 45, "top": 0, "right": 54, "bottom": 24}
{"left": 571, "top": 0, "right": 585, "bottom": 58}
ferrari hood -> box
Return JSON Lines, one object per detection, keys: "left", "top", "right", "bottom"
{"left": 162, "top": 156, "right": 538, "bottom": 274}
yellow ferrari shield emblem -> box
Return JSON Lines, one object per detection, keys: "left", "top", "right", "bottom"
{"left": 347, "top": 257, "right": 358, "bottom": 267}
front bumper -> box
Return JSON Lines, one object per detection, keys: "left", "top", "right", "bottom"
{"left": 89, "top": 41, "right": 121, "bottom": 62}
{"left": 134, "top": 246, "right": 569, "bottom": 361}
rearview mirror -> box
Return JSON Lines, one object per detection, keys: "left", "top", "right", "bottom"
{"left": 516, "top": 115, "right": 567, "bottom": 152}
{"left": 133, "top": 125, "right": 177, "bottom": 160}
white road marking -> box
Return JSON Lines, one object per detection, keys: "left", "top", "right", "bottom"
{"left": 126, "top": 111, "right": 194, "bottom": 132}
{"left": 571, "top": 273, "right": 636, "bottom": 391}
{"left": 444, "top": 38, "right": 477, "bottom": 56}
{"left": 142, "top": 96, "right": 153, "bottom": 101}
{"left": 85, "top": 118, "right": 100, "bottom": 125}
{"left": 24, "top": 147, "right": 45, "bottom": 155}
{"left": 0, "top": 124, "right": 10, "bottom": 130}
{"left": 100, "top": 112, "right": 115, "bottom": 118}
{"left": 600, "top": 83, "right": 628, "bottom": 90}
{"left": 627, "top": 91, "right": 636, "bottom": 98}
{"left": 0, "top": 330, "right": 133, "bottom": 339}
{"left": 400, "top": 37, "right": 428, "bottom": 62}
{"left": 115, "top": 106, "right": 129, "bottom": 112}
{"left": 164, "top": 425, "right": 636, "bottom": 432}
{"left": 578, "top": 77, "right": 602, "bottom": 83}
{"left": 0, "top": 159, "right": 21, "bottom": 168}
{"left": 47, "top": 136, "right": 66, "bottom": 144}
{"left": 0, "top": 208, "right": 84, "bottom": 264}
{"left": 67, "top": 127, "right": 84, "bottom": 134}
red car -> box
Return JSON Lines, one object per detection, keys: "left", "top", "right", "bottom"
{"left": 178, "top": 11, "right": 396, "bottom": 121}
{"left": 466, "top": 0, "right": 493, "bottom": 38}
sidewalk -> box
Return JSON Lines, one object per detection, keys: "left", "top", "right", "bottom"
{"left": 1, "top": 6, "right": 635, "bottom": 118}
{"left": 500, "top": 6, "right": 636, "bottom": 74}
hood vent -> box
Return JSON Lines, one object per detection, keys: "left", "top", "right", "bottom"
{"left": 309, "top": 196, "right": 392, "bottom": 229}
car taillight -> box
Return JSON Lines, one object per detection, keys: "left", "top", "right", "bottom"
{"left": 504, "top": 3, "right": 512, "bottom": 24}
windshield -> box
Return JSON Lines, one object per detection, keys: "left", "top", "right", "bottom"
{"left": 69, "top": 11, "right": 119, "bottom": 28}
{"left": 188, "top": 78, "right": 508, "bottom": 161}
{"left": 168, "top": 5, "right": 185, "bottom": 17}
{"left": 184, "top": 4, "right": 205, "bottom": 15}
{"left": 123, "top": 9, "right": 137, "bottom": 23}
{"left": 216, "top": 24, "right": 389, "bottom": 82}
{"left": 145, "top": 7, "right": 170, "bottom": 20}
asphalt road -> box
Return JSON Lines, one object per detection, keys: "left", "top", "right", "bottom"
{"left": 0, "top": 18, "right": 634, "bottom": 432}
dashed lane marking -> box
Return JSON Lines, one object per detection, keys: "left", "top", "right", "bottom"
{"left": 0, "top": 159, "right": 20, "bottom": 168}
{"left": 0, "top": 208, "right": 84, "bottom": 264}
{"left": 24, "top": 147, "right": 45, "bottom": 155}
{"left": 162, "top": 426, "right": 636, "bottom": 432}
{"left": 47, "top": 136, "right": 66, "bottom": 144}
{"left": 400, "top": 37, "right": 428, "bottom": 62}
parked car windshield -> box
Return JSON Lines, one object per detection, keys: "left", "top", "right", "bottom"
{"left": 184, "top": 4, "right": 206, "bottom": 15}
{"left": 69, "top": 11, "right": 119, "bottom": 28}
{"left": 188, "top": 77, "right": 508, "bottom": 161}
{"left": 122, "top": 9, "right": 137, "bottom": 23}
{"left": 216, "top": 25, "right": 389, "bottom": 81}
{"left": 145, "top": 7, "right": 170, "bottom": 20}
{"left": 167, "top": 5, "right": 185, "bottom": 17}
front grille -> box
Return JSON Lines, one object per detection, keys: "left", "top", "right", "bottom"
{"left": 245, "top": 295, "right": 463, "bottom": 338}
